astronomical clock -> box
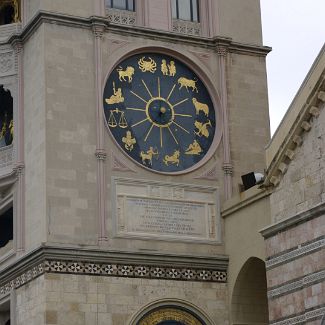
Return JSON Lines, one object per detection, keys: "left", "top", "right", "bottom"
{"left": 103, "top": 53, "right": 216, "bottom": 174}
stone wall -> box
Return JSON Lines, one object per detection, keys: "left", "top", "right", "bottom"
{"left": 15, "top": 273, "right": 229, "bottom": 325}
{"left": 270, "top": 102, "right": 325, "bottom": 223}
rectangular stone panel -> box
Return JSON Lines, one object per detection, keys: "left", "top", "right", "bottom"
{"left": 111, "top": 177, "right": 221, "bottom": 243}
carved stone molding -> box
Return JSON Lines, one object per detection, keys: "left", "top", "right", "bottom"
{"left": 111, "top": 152, "right": 136, "bottom": 172}
{"left": 106, "top": 8, "right": 136, "bottom": 26}
{"left": 194, "top": 165, "right": 218, "bottom": 181}
{"left": 0, "top": 145, "right": 13, "bottom": 170}
{"left": 0, "top": 51, "right": 14, "bottom": 76}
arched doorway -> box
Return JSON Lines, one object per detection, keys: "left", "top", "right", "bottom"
{"left": 231, "top": 257, "right": 269, "bottom": 324}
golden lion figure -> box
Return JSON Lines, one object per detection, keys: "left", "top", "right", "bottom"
{"left": 163, "top": 150, "right": 180, "bottom": 166}
{"left": 178, "top": 77, "right": 198, "bottom": 93}
{"left": 192, "top": 98, "right": 209, "bottom": 117}
{"left": 117, "top": 66, "right": 135, "bottom": 83}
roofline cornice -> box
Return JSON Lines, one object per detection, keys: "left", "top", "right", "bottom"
{"left": 2, "top": 11, "right": 271, "bottom": 56}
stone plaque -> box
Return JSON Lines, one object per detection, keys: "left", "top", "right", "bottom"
{"left": 112, "top": 178, "right": 220, "bottom": 243}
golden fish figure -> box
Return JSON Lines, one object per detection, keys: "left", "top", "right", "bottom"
{"left": 194, "top": 120, "right": 211, "bottom": 138}
{"left": 185, "top": 140, "right": 202, "bottom": 155}
{"left": 122, "top": 130, "right": 136, "bottom": 151}
{"left": 105, "top": 82, "right": 124, "bottom": 105}
{"left": 168, "top": 61, "right": 176, "bottom": 76}
{"left": 117, "top": 66, "right": 135, "bottom": 83}
{"left": 178, "top": 77, "right": 198, "bottom": 93}
{"left": 140, "top": 147, "right": 159, "bottom": 166}
{"left": 138, "top": 57, "right": 157, "bottom": 73}
{"left": 9, "top": 119, "right": 13, "bottom": 137}
{"left": 163, "top": 150, "right": 180, "bottom": 166}
{"left": 192, "top": 98, "right": 209, "bottom": 117}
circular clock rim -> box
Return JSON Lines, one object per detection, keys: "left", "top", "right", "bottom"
{"left": 103, "top": 47, "right": 223, "bottom": 175}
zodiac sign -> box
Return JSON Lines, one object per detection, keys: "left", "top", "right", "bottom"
{"left": 161, "top": 60, "right": 176, "bottom": 76}
{"left": 138, "top": 57, "right": 157, "bottom": 73}
{"left": 194, "top": 120, "right": 211, "bottom": 138}
{"left": 108, "top": 108, "right": 128, "bottom": 128}
{"left": 122, "top": 130, "right": 136, "bottom": 151}
{"left": 178, "top": 77, "right": 198, "bottom": 93}
{"left": 117, "top": 66, "right": 135, "bottom": 83}
{"left": 105, "top": 82, "right": 124, "bottom": 104}
{"left": 168, "top": 61, "right": 176, "bottom": 76}
{"left": 185, "top": 140, "right": 202, "bottom": 155}
{"left": 140, "top": 147, "right": 159, "bottom": 166}
{"left": 192, "top": 98, "right": 209, "bottom": 117}
{"left": 163, "top": 150, "right": 180, "bottom": 166}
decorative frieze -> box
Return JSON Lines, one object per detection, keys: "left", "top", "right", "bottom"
{"left": 0, "top": 258, "right": 227, "bottom": 299}
{"left": 270, "top": 306, "right": 325, "bottom": 325}
{"left": 267, "top": 269, "right": 325, "bottom": 299}
{"left": 172, "top": 19, "right": 201, "bottom": 36}
{"left": 106, "top": 8, "right": 136, "bottom": 26}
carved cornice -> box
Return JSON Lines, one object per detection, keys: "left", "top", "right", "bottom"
{"left": 0, "top": 246, "right": 229, "bottom": 298}
{"left": 263, "top": 49, "right": 325, "bottom": 189}
{"left": 2, "top": 11, "right": 271, "bottom": 57}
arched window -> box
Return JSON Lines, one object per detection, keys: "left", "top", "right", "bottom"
{"left": 171, "top": 0, "right": 199, "bottom": 22}
{"left": 0, "top": 86, "right": 13, "bottom": 148}
{"left": 0, "top": 0, "right": 19, "bottom": 25}
{"left": 105, "top": 0, "right": 135, "bottom": 11}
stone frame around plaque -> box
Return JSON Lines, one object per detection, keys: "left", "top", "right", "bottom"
{"left": 111, "top": 177, "right": 221, "bottom": 244}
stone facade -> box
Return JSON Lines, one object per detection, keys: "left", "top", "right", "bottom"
{"left": 0, "top": 1, "right": 275, "bottom": 324}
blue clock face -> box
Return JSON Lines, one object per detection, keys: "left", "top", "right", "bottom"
{"left": 103, "top": 53, "right": 216, "bottom": 173}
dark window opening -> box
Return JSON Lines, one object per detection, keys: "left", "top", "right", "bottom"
{"left": 0, "top": 207, "right": 13, "bottom": 248}
{"left": 0, "top": 86, "right": 13, "bottom": 148}
{"left": 105, "top": 0, "right": 135, "bottom": 11}
{"left": 172, "top": 0, "right": 199, "bottom": 22}
{"left": 5, "top": 320, "right": 11, "bottom": 325}
{"left": 0, "top": 0, "right": 19, "bottom": 26}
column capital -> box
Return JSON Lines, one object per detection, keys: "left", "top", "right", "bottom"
{"left": 95, "top": 149, "right": 107, "bottom": 161}
{"left": 222, "top": 163, "right": 233, "bottom": 175}
{"left": 12, "top": 39, "right": 23, "bottom": 54}
{"left": 92, "top": 23, "right": 105, "bottom": 38}
{"left": 216, "top": 45, "right": 228, "bottom": 57}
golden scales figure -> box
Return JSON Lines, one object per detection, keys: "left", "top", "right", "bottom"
{"left": 107, "top": 108, "right": 128, "bottom": 128}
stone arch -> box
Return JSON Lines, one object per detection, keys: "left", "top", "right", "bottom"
{"left": 231, "top": 257, "right": 269, "bottom": 324}
{"left": 130, "top": 299, "right": 214, "bottom": 325}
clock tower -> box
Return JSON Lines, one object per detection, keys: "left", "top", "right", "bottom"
{"left": 0, "top": 1, "right": 271, "bottom": 324}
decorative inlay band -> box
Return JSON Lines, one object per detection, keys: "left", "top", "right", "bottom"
{"left": 270, "top": 306, "right": 325, "bottom": 325}
{"left": 268, "top": 269, "right": 325, "bottom": 299}
{"left": 266, "top": 237, "right": 325, "bottom": 269}
{"left": 0, "top": 258, "right": 227, "bottom": 298}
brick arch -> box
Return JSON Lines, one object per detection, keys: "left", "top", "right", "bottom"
{"left": 231, "top": 257, "right": 269, "bottom": 324}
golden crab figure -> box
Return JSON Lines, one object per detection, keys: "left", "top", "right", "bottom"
{"left": 138, "top": 56, "right": 157, "bottom": 73}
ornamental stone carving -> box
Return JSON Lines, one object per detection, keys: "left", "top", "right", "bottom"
{"left": 0, "top": 51, "right": 14, "bottom": 76}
